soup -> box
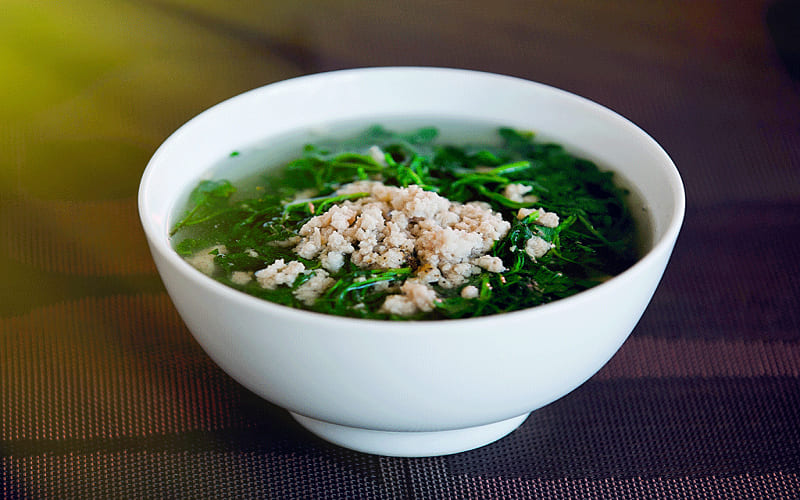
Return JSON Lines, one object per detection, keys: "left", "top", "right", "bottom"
{"left": 170, "top": 123, "right": 640, "bottom": 320}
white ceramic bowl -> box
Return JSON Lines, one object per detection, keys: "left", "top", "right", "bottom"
{"left": 138, "top": 67, "right": 685, "bottom": 457}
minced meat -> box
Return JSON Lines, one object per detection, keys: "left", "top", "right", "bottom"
{"left": 290, "top": 181, "right": 512, "bottom": 315}
{"left": 247, "top": 181, "right": 561, "bottom": 317}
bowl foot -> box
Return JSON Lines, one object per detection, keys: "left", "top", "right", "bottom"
{"left": 289, "top": 412, "right": 530, "bottom": 457}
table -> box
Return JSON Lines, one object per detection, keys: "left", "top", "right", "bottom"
{"left": 2, "top": 1, "right": 799, "bottom": 498}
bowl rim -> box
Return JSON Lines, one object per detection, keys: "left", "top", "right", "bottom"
{"left": 138, "top": 66, "right": 686, "bottom": 330}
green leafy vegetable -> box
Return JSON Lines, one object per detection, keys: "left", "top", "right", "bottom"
{"left": 170, "top": 179, "right": 236, "bottom": 236}
{"left": 170, "top": 125, "right": 640, "bottom": 320}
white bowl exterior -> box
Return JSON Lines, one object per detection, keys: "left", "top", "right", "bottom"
{"left": 140, "top": 67, "right": 684, "bottom": 432}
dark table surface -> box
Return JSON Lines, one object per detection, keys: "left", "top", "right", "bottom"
{"left": 2, "top": 1, "right": 799, "bottom": 498}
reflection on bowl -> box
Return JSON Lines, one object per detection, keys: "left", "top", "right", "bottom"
{"left": 138, "top": 67, "right": 685, "bottom": 457}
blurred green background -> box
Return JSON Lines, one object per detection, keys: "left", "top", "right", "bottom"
{"left": 0, "top": 0, "right": 309, "bottom": 314}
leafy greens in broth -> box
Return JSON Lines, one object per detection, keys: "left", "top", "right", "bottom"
{"left": 171, "top": 125, "right": 640, "bottom": 320}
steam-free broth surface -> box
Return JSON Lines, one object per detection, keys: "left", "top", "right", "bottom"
{"left": 171, "top": 123, "right": 640, "bottom": 320}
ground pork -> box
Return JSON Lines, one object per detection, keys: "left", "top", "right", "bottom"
{"left": 380, "top": 279, "right": 439, "bottom": 316}
{"left": 474, "top": 255, "right": 506, "bottom": 273}
{"left": 460, "top": 285, "right": 479, "bottom": 299}
{"left": 254, "top": 259, "right": 306, "bottom": 289}
{"left": 503, "top": 183, "right": 538, "bottom": 203}
{"left": 292, "top": 181, "right": 513, "bottom": 315}
{"left": 241, "top": 181, "right": 562, "bottom": 317}
{"left": 231, "top": 271, "right": 252, "bottom": 285}
{"left": 185, "top": 245, "right": 227, "bottom": 275}
{"left": 293, "top": 269, "right": 335, "bottom": 305}
{"left": 525, "top": 236, "right": 552, "bottom": 260}
{"left": 517, "top": 207, "right": 559, "bottom": 228}
{"left": 516, "top": 208, "right": 560, "bottom": 260}
{"left": 300, "top": 181, "right": 510, "bottom": 278}
{"left": 251, "top": 260, "right": 334, "bottom": 306}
